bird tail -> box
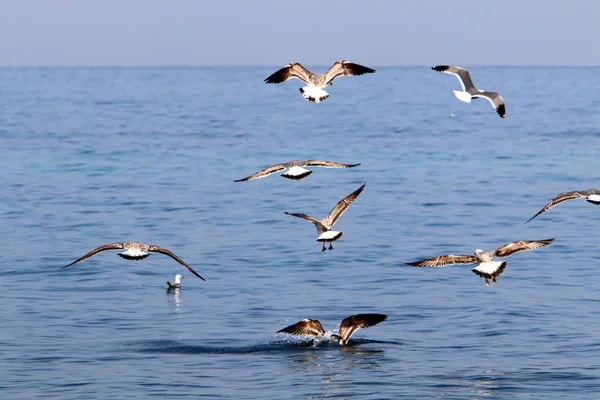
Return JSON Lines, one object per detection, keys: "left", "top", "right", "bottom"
{"left": 300, "top": 87, "right": 329, "bottom": 103}
{"left": 453, "top": 90, "right": 472, "bottom": 103}
{"left": 317, "top": 231, "right": 343, "bottom": 242}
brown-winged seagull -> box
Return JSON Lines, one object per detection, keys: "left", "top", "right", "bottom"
{"left": 234, "top": 159, "right": 360, "bottom": 182}
{"left": 277, "top": 313, "right": 387, "bottom": 345}
{"left": 264, "top": 60, "right": 375, "bottom": 103}
{"left": 62, "top": 242, "right": 205, "bottom": 281}
{"left": 431, "top": 65, "right": 506, "bottom": 118}
{"left": 407, "top": 239, "right": 554, "bottom": 286}
{"left": 167, "top": 274, "right": 183, "bottom": 289}
{"left": 285, "top": 183, "right": 365, "bottom": 251}
{"left": 526, "top": 189, "right": 600, "bottom": 223}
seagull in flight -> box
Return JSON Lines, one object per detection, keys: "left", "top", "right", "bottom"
{"left": 526, "top": 189, "right": 600, "bottom": 223}
{"left": 265, "top": 60, "right": 375, "bottom": 103}
{"left": 407, "top": 239, "right": 554, "bottom": 285}
{"left": 277, "top": 313, "right": 387, "bottom": 345}
{"left": 62, "top": 242, "right": 206, "bottom": 281}
{"left": 234, "top": 159, "right": 360, "bottom": 182}
{"left": 431, "top": 65, "right": 506, "bottom": 118}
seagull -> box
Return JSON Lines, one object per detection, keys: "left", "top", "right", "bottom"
{"left": 526, "top": 189, "right": 600, "bottom": 223}
{"left": 234, "top": 159, "right": 361, "bottom": 182}
{"left": 62, "top": 242, "right": 206, "bottom": 281}
{"left": 431, "top": 65, "right": 506, "bottom": 118}
{"left": 264, "top": 60, "right": 376, "bottom": 103}
{"left": 277, "top": 313, "right": 387, "bottom": 345}
{"left": 167, "top": 274, "right": 183, "bottom": 289}
{"left": 285, "top": 183, "right": 365, "bottom": 251}
{"left": 407, "top": 239, "right": 554, "bottom": 286}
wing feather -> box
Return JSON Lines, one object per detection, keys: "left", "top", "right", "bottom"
{"left": 472, "top": 92, "right": 506, "bottom": 118}
{"left": 432, "top": 65, "right": 476, "bottom": 93}
{"left": 525, "top": 191, "right": 589, "bottom": 223}
{"left": 234, "top": 164, "right": 287, "bottom": 182}
{"left": 323, "top": 183, "right": 366, "bottom": 228}
{"left": 264, "top": 63, "right": 312, "bottom": 85}
{"left": 304, "top": 160, "right": 361, "bottom": 169}
{"left": 337, "top": 314, "right": 387, "bottom": 343}
{"left": 407, "top": 254, "right": 477, "bottom": 267}
{"left": 62, "top": 243, "right": 125, "bottom": 268}
{"left": 277, "top": 318, "right": 325, "bottom": 337}
{"left": 323, "top": 61, "right": 375, "bottom": 85}
{"left": 494, "top": 239, "right": 555, "bottom": 258}
{"left": 148, "top": 245, "right": 205, "bottom": 281}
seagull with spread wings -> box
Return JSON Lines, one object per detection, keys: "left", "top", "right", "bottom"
{"left": 526, "top": 189, "right": 600, "bottom": 223}
{"left": 277, "top": 313, "right": 387, "bottom": 345}
{"left": 407, "top": 239, "right": 554, "bottom": 286}
{"left": 62, "top": 242, "right": 205, "bottom": 281}
{"left": 264, "top": 60, "right": 375, "bottom": 103}
{"left": 234, "top": 159, "right": 360, "bottom": 182}
{"left": 285, "top": 183, "right": 365, "bottom": 251}
{"left": 431, "top": 65, "right": 506, "bottom": 118}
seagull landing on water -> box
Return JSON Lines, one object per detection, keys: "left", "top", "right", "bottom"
{"left": 285, "top": 183, "right": 365, "bottom": 251}
{"left": 277, "top": 314, "right": 387, "bottom": 345}
{"left": 168, "top": 274, "right": 183, "bottom": 289}
{"left": 62, "top": 242, "right": 206, "bottom": 281}
{"left": 526, "top": 189, "right": 600, "bottom": 223}
{"left": 234, "top": 159, "right": 361, "bottom": 182}
{"left": 407, "top": 239, "right": 554, "bottom": 286}
{"left": 431, "top": 65, "right": 506, "bottom": 118}
{"left": 264, "top": 60, "right": 375, "bottom": 103}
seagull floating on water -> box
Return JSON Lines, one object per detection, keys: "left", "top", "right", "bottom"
{"left": 62, "top": 242, "right": 206, "bottom": 281}
{"left": 168, "top": 274, "right": 184, "bottom": 289}
{"left": 277, "top": 313, "right": 387, "bottom": 345}
{"left": 526, "top": 189, "right": 600, "bottom": 223}
{"left": 407, "top": 239, "right": 554, "bottom": 286}
{"left": 285, "top": 183, "right": 365, "bottom": 251}
{"left": 264, "top": 60, "right": 375, "bottom": 103}
{"left": 431, "top": 65, "right": 506, "bottom": 118}
{"left": 234, "top": 159, "right": 361, "bottom": 182}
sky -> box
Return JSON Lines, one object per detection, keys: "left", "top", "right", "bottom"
{"left": 0, "top": 0, "right": 598, "bottom": 66}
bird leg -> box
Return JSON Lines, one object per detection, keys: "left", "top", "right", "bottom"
{"left": 485, "top": 278, "right": 490, "bottom": 286}
{"left": 328, "top": 243, "right": 333, "bottom": 250}
{"left": 322, "top": 243, "right": 327, "bottom": 252}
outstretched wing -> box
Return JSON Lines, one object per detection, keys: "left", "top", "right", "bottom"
{"left": 472, "top": 92, "right": 506, "bottom": 118}
{"left": 323, "top": 61, "right": 376, "bottom": 85}
{"left": 337, "top": 314, "right": 387, "bottom": 343}
{"left": 431, "top": 65, "right": 476, "bottom": 93}
{"left": 323, "top": 183, "right": 366, "bottom": 229}
{"left": 525, "top": 191, "right": 589, "bottom": 223}
{"left": 407, "top": 254, "right": 477, "bottom": 267}
{"left": 494, "top": 239, "right": 555, "bottom": 258}
{"left": 62, "top": 243, "right": 125, "bottom": 268}
{"left": 277, "top": 318, "right": 325, "bottom": 337}
{"left": 304, "top": 160, "right": 361, "bottom": 169}
{"left": 284, "top": 212, "right": 327, "bottom": 234}
{"left": 264, "top": 63, "right": 312, "bottom": 85}
{"left": 148, "top": 245, "right": 205, "bottom": 281}
{"left": 234, "top": 163, "right": 287, "bottom": 182}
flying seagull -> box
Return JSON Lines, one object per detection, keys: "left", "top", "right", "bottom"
{"left": 167, "top": 274, "right": 183, "bottom": 289}
{"left": 62, "top": 242, "right": 206, "bottom": 281}
{"left": 526, "top": 189, "right": 600, "bottom": 223}
{"left": 234, "top": 159, "right": 361, "bottom": 182}
{"left": 431, "top": 65, "right": 506, "bottom": 118}
{"left": 264, "top": 60, "right": 375, "bottom": 103}
{"left": 277, "top": 313, "right": 387, "bottom": 345}
{"left": 407, "top": 239, "right": 554, "bottom": 286}
{"left": 285, "top": 183, "right": 365, "bottom": 251}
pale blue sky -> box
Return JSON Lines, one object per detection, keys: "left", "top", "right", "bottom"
{"left": 0, "top": 0, "right": 598, "bottom": 66}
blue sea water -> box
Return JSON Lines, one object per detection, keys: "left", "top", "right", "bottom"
{"left": 1, "top": 66, "right": 600, "bottom": 399}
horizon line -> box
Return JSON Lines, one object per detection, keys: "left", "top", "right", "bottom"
{"left": 0, "top": 64, "right": 598, "bottom": 68}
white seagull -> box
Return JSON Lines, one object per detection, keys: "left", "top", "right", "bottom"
{"left": 62, "top": 242, "right": 206, "bottom": 281}
{"left": 264, "top": 60, "right": 376, "bottom": 103}
{"left": 285, "top": 183, "right": 365, "bottom": 251}
{"left": 277, "top": 313, "right": 387, "bottom": 345}
{"left": 526, "top": 189, "right": 600, "bottom": 223}
{"left": 167, "top": 274, "right": 183, "bottom": 289}
{"left": 234, "top": 159, "right": 360, "bottom": 182}
{"left": 431, "top": 65, "right": 506, "bottom": 118}
{"left": 407, "top": 239, "right": 554, "bottom": 286}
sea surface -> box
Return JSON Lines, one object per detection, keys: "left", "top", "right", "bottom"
{"left": 1, "top": 67, "right": 600, "bottom": 399}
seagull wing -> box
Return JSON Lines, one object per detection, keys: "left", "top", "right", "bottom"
{"left": 148, "top": 245, "right": 205, "bottom": 281}
{"left": 62, "top": 243, "right": 125, "bottom": 268}
{"left": 304, "top": 160, "right": 361, "bottom": 169}
{"left": 407, "top": 254, "right": 477, "bottom": 267}
{"left": 471, "top": 92, "right": 506, "bottom": 118}
{"left": 284, "top": 212, "right": 327, "bottom": 234}
{"left": 431, "top": 65, "right": 477, "bottom": 93}
{"left": 337, "top": 314, "right": 387, "bottom": 343}
{"left": 277, "top": 318, "right": 326, "bottom": 337}
{"left": 264, "top": 63, "right": 312, "bottom": 85}
{"left": 323, "top": 183, "right": 366, "bottom": 229}
{"left": 323, "top": 61, "right": 376, "bottom": 85}
{"left": 494, "top": 239, "right": 555, "bottom": 258}
{"left": 234, "top": 163, "right": 287, "bottom": 182}
{"left": 525, "top": 191, "right": 589, "bottom": 223}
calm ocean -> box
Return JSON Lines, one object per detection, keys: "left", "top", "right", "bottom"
{"left": 1, "top": 67, "right": 600, "bottom": 399}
